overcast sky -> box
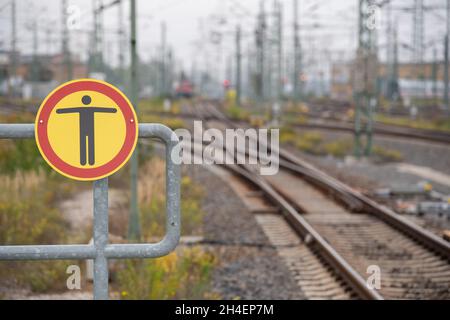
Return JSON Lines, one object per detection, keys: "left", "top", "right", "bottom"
{"left": 0, "top": 0, "right": 448, "bottom": 75}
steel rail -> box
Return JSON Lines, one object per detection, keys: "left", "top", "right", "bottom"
{"left": 277, "top": 148, "right": 450, "bottom": 261}
{"left": 207, "top": 104, "right": 450, "bottom": 259}
{"left": 221, "top": 162, "right": 383, "bottom": 300}
{"left": 286, "top": 110, "right": 450, "bottom": 144}
{"left": 193, "top": 109, "right": 384, "bottom": 300}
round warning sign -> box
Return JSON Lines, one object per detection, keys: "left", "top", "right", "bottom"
{"left": 35, "top": 79, "right": 138, "bottom": 181}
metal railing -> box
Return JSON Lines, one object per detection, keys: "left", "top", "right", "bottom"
{"left": 0, "top": 123, "right": 181, "bottom": 300}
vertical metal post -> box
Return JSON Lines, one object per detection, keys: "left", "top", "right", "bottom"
{"left": 9, "top": 0, "right": 17, "bottom": 97}
{"left": 235, "top": 24, "right": 241, "bottom": 106}
{"left": 432, "top": 47, "right": 438, "bottom": 100}
{"left": 277, "top": 1, "right": 283, "bottom": 102}
{"left": 354, "top": 0, "right": 377, "bottom": 158}
{"left": 62, "top": 0, "right": 73, "bottom": 81}
{"left": 93, "top": 178, "right": 109, "bottom": 300}
{"left": 31, "top": 20, "right": 39, "bottom": 83}
{"left": 118, "top": 0, "right": 125, "bottom": 84}
{"left": 293, "top": 0, "right": 301, "bottom": 105}
{"left": 160, "top": 21, "right": 167, "bottom": 97}
{"left": 255, "top": 0, "right": 266, "bottom": 108}
{"left": 128, "top": 0, "right": 140, "bottom": 240}
{"left": 445, "top": 0, "right": 450, "bottom": 111}
{"left": 247, "top": 44, "right": 253, "bottom": 101}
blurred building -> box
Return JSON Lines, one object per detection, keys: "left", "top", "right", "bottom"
{"left": 330, "top": 61, "right": 450, "bottom": 101}
{"left": 330, "top": 62, "right": 353, "bottom": 101}
{"left": 0, "top": 51, "right": 87, "bottom": 98}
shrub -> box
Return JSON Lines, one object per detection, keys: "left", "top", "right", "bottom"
{"left": 0, "top": 172, "right": 73, "bottom": 293}
{"left": 321, "top": 139, "right": 353, "bottom": 158}
{"left": 227, "top": 106, "right": 250, "bottom": 121}
{"left": 372, "top": 146, "right": 403, "bottom": 162}
{"left": 138, "top": 158, "right": 205, "bottom": 240}
{"left": 116, "top": 247, "right": 216, "bottom": 300}
{"left": 0, "top": 140, "right": 50, "bottom": 175}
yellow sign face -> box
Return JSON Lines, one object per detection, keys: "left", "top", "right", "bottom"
{"left": 35, "top": 79, "right": 138, "bottom": 181}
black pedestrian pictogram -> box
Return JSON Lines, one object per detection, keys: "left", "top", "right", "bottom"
{"left": 56, "top": 95, "right": 117, "bottom": 166}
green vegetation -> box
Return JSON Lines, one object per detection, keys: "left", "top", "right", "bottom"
{"left": 321, "top": 140, "right": 353, "bottom": 158}
{"left": 116, "top": 247, "right": 216, "bottom": 300}
{"left": 138, "top": 158, "right": 204, "bottom": 239}
{"left": 0, "top": 139, "right": 50, "bottom": 175}
{"left": 375, "top": 114, "right": 450, "bottom": 133}
{"left": 0, "top": 111, "right": 35, "bottom": 124}
{"left": 114, "top": 156, "right": 214, "bottom": 300}
{"left": 138, "top": 97, "right": 182, "bottom": 115}
{"left": 279, "top": 125, "right": 402, "bottom": 161}
{"left": 371, "top": 145, "right": 403, "bottom": 162}
{"left": 139, "top": 113, "right": 186, "bottom": 130}
{"left": 226, "top": 105, "right": 250, "bottom": 121}
{"left": 0, "top": 112, "right": 50, "bottom": 175}
{"left": 0, "top": 171, "right": 76, "bottom": 293}
{"left": 279, "top": 127, "right": 323, "bottom": 155}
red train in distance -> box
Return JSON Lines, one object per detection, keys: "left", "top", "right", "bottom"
{"left": 175, "top": 79, "right": 194, "bottom": 98}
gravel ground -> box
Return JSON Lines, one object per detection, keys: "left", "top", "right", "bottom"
{"left": 298, "top": 152, "right": 450, "bottom": 195}
{"left": 184, "top": 164, "right": 304, "bottom": 300}
{"left": 284, "top": 144, "right": 450, "bottom": 238}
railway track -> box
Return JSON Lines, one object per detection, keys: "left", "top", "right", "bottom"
{"left": 142, "top": 105, "right": 450, "bottom": 144}
{"left": 179, "top": 101, "right": 450, "bottom": 300}
{"left": 289, "top": 115, "right": 450, "bottom": 145}
{"left": 285, "top": 102, "right": 450, "bottom": 144}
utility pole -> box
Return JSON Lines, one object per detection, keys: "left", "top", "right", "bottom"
{"left": 9, "top": 0, "right": 17, "bottom": 97}
{"left": 128, "top": 0, "right": 140, "bottom": 240}
{"left": 392, "top": 21, "right": 399, "bottom": 102}
{"left": 445, "top": 0, "right": 450, "bottom": 111}
{"left": 46, "top": 24, "right": 52, "bottom": 55}
{"left": 31, "top": 20, "right": 39, "bottom": 83}
{"left": 255, "top": 0, "right": 266, "bottom": 106}
{"left": 118, "top": 0, "right": 125, "bottom": 83}
{"left": 62, "top": 0, "right": 73, "bottom": 81}
{"left": 354, "top": 0, "right": 378, "bottom": 158}
{"left": 167, "top": 48, "right": 173, "bottom": 96}
{"left": 160, "top": 21, "right": 167, "bottom": 97}
{"left": 385, "top": 1, "right": 392, "bottom": 100}
{"left": 247, "top": 44, "right": 254, "bottom": 101}
{"left": 293, "top": 0, "right": 301, "bottom": 105}
{"left": 90, "top": 0, "right": 104, "bottom": 74}
{"left": 412, "top": 0, "right": 424, "bottom": 100}
{"left": 432, "top": 46, "right": 438, "bottom": 100}
{"left": 386, "top": 3, "right": 399, "bottom": 103}
{"left": 276, "top": 1, "right": 283, "bottom": 102}
{"left": 235, "top": 24, "right": 241, "bottom": 106}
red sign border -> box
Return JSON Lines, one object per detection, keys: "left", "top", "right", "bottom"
{"left": 35, "top": 79, "right": 138, "bottom": 181}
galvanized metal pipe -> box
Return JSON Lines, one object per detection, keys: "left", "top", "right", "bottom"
{"left": 0, "top": 244, "right": 96, "bottom": 260}
{"left": 93, "top": 178, "right": 109, "bottom": 300}
{"left": 0, "top": 123, "right": 181, "bottom": 300}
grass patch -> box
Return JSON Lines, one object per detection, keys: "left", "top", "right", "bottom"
{"left": 375, "top": 114, "right": 450, "bottom": 133}
{"left": 139, "top": 98, "right": 182, "bottom": 115}
{"left": 138, "top": 158, "right": 205, "bottom": 239}
{"left": 0, "top": 139, "right": 50, "bottom": 175}
{"left": 116, "top": 247, "right": 216, "bottom": 300}
{"left": 371, "top": 145, "right": 403, "bottom": 162}
{"left": 226, "top": 105, "right": 250, "bottom": 121}
{"left": 116, "top": 158, "right": 214, "bottom": 299}
{"left": 279, "top": 125, "right": 402, "bottom": 161}
{"left": 139, "top": 114, "right": 186, "bottom": 130}
{"left": 0, "top": 171, "right": 76, "bottom": 293}
{"left": 321, "top": 140, "right": 353, "bottom": 158}
{"left": 280, "top": 126, "right": 323, "bottom": 154}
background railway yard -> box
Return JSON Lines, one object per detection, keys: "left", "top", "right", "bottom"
{"left": 1, "top": 0, "right": 450, "bottom": 302}
{"left": 3, "top": 97, "right": 450, "bottom": 300}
